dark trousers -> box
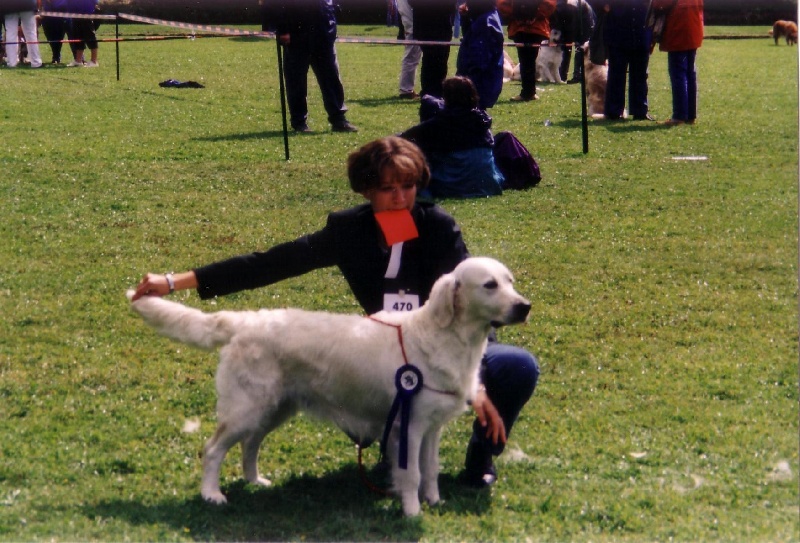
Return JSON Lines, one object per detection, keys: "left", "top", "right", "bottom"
{"left": 667, "top": 49, "right": 698, "bottom": 122}
{"left": 419, "top": 42, "right": 450, "bottom": 98}
{"left": 471, "top": 342, "right": 539, "bottom": 457}
{"left": 41, "top": 17, "right": 69, "bottom": 62}
{"left": 604, "top": 45, "right": 650, "bottom": 119}
{"left": 282, "top": 32, "right": 347, "bottom": 128}
{"left": 513, "top": 33, "right": 546, "bottom": 99}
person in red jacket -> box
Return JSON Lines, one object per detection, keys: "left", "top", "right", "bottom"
{"left": 652, "top": 0, "right": 704, "bottom": 126}
{"left": 497, "top": 0, "right": 557, "bottom": 102}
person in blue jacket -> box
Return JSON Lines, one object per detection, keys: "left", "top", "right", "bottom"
{"left": 456, "top": 0, "right": 505, "bottom": 110}
{"left": 262, "top": 0, "right": 357, "bottom": 133}
{"left": 133, "top": 136, "right": 538, "bottom": 488}
{"left": 602, "top": 0, "right": 654, "bottom": 120}
{"left": 400, "top": 76, "right": 504, "bottom": 199}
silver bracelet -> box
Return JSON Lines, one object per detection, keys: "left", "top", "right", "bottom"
{"left": 165, "top": 273, "right": 176, "bottom": 294}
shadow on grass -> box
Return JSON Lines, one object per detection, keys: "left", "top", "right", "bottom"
{"left": 81, "top": 466, "right": 490, "bottom": 541}
{"left": 551, "top": 117, "right": 665, "bottom": 133}
{"left": 193, "top": 130, "right": 296, "bottom": 142}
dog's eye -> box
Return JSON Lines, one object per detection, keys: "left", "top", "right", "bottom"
{"left": 484, "top": 280, "right": 498, "bottom": 290}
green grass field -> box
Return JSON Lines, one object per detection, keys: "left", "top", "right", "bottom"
{"left": 0, "top": 23, "right": 797, "bottom": 542}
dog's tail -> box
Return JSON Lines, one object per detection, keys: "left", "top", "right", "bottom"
{"left": 126, "top": 290, "right": 241, "bottom": 350}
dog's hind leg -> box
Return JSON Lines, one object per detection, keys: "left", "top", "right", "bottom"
{"left": 201, "top": 422, "right": 243, "bottom": 504}
{"left": 419, "top": 428, "right": 442, "bottom": 507}
{"left": 241, "top": 404, "right": 294, "bottom": 488}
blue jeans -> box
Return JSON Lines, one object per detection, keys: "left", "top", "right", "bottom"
{"left": 473, "top": 342, "right": 539, "bottom": 457}
{"left": 667, "top": 50, "right": 698, "bottom": 122}
{"left": 605, "top": 45, "right": 650, "bottom": 118}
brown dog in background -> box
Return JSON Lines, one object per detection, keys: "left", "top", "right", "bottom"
{"left": 770, "top": 20, "right": 798, "bottom": 45}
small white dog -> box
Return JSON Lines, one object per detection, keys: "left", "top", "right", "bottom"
{"left": 536, "top": 29, "right": 564, "bottom": 84}
{"left": 128, "top": 257, "right": 530, "bottom": 517}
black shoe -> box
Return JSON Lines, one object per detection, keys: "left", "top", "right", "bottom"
{"left": 292, "top": 123, "right": 311, "bottom": 132}
{"left": 331, "top": 120, "right": 358, "bottom": 132}
{"left": 633, "top": 113, "right": 656, "bottom": 121}
{"left": 461, "top": 440, "right": 497, "bottom": 488}
{"left": 398, "top": 91, "right": 419, "bottom": 99}
{"left": 566, "top": 77, "right": 581, "bottom": 84}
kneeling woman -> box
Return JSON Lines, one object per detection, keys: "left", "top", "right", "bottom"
{"left": 133, "top": 136, "right": 538, "bottom": 486}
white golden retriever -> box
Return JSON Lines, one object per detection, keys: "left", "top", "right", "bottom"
{"left": 127, "top": 257, "right": 530, "bottom": 516}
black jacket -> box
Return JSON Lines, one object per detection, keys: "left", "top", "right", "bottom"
{"left": 194, "top": 202, "right": 469, "bottom": 315}
{"left": 262, "top": 0, "right": 338, "bottom": 38}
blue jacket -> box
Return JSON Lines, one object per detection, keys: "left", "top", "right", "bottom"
{"left": 456, "top": 9, "right": 505, "bottom": 109}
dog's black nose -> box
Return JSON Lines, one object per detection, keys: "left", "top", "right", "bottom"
{"left": 511, "top": 302, "right": 531, "bottom": 323}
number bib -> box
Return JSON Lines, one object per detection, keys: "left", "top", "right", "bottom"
{"left": 383, "top": 291, "right": 420, "bottom": 313}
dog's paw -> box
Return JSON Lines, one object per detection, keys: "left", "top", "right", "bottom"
{"left": 401, "top": 494, "right": 422, "bottom": 517}
{"left": 202, "top": 490, "right": 228, "bottom": 505}
{"left": 252, "top": 476, "right": 272, "bottom": 488}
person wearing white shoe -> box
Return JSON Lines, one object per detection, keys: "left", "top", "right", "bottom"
{"left": 65, "top": 0, "right": 100, "bottom": 68}
{"left": 3, "top": 0, "right": 43, "bottom": 68}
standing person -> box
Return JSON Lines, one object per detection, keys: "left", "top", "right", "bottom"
{"left": 552, "top": 0, "right": 595, "bottom": 84}
{"left": 601, "top": 0, "right": 654, "bottom": 120}
{"left": 396, "top": 0, "right": 421, "bottom": 99}
{"left": 132, "top": 136, "right": 539, "bottom": 489}
{"left": 652, "top": 0, "right": 703, "bottom": 126}
{"left": 497, "top": 0, "right": 557, "bottom": 102}
{"left": 456, "top": 0, "right": 505, "bottom": 109}
{"left": 3, "top": 0, "right": 42, "bottom": 68}
{"left": 262, "top": 0, "right": 357, "bottom": 133}
{"left": 408, "top": 0, "right": 456, "bottom": 99}
{"left": 39, "top": 0, "right": 71, "bottom": 64}
{"left": 66, "top": 0, "right": 100, "bottom": 68}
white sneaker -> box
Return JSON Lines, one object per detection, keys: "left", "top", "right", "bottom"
{"left": 67, "top": 60, "right": 84, "bottom": 67}
{"left": 84, "top": 61, "right": 99, "bottom": 68}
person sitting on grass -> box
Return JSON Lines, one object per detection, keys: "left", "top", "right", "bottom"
{"left": 132, "top": 136, "right": 538, "bottom": 489}
{"left": 399, "top": 76, "right": 505, "bottom": 199}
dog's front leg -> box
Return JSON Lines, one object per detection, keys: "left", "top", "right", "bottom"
{"left": 388, "top": 428, "right": 423, "bottom": 516}
{"left": 419, "top": 428, "right": 442, "bottom": 507}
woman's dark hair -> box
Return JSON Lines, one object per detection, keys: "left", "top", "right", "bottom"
{"left": 347, "top": 136, "right": 431, "bottom": 193}
{"left": 442, "top": 76, "right": 480, "bottom": 109}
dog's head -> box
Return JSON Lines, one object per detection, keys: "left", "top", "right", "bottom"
{"left": 427, "top": 257, "right": 530, "bottom": 329}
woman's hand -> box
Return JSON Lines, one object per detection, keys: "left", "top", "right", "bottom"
{"left": 472, "top": 387, "right": 507, "bottom": 446}
{"left": 131, "top": 271, "right": 198, "bottom": 301}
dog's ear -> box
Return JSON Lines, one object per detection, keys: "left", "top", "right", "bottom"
{"left": 427, "top": 273, "right": 459, "bottom": 328}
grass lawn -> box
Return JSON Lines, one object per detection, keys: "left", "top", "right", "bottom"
{"left": 0, "top": 22, "right": 797, "bottom": 542}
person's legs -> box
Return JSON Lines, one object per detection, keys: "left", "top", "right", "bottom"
{"left": 397, "top": 0, "right": 420, "bottom": 95}
{"left": 513, "top": 35, "right": 541, "bottom": 100}
{"left": 559, "top": 44, "right": 572, "bottom": 82}
{"left": 399, "top": 41, "right": 422, "bottom": 95}
{"left": 667, "top": 50, "right": 689, "bottom": 121}
{"left": 308, "top": 38, "right": 349, "bottom": 126}
{"left": 627, "top": 46, "right": 650, "bottom": 118}
{"left": 282, "top": 37, "right": 312, "bottom": 129}
{"left": 419, "top": 42, "right": 450, "bottom": 98}
{"left": 19, "top": 11, "right": 41, "bottom": 67}
{"left": 604, "top": 45, "right": 627, "bottom": 118}
{"left": 41, "top": 17, "right": 65, "bottom": 63}
{"left": 686, "top": 49, "right": 698, "bottom": 122}
{"left": 4, "top": 14, "right": 20, "bottom": 67}
{"left": 463, "top": 342, "right": 539, "bottom": 485}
